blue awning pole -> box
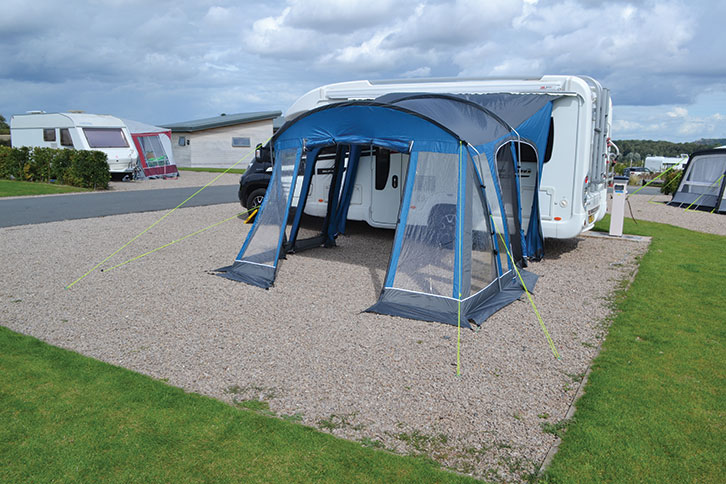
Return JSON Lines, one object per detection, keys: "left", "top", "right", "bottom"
{"left": 288, "top": 146, "right": 322, "bottom": 249}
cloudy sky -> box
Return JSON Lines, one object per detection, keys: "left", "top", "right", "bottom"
{"left": 1, "top": 0, "right": 724, "bottom": 142}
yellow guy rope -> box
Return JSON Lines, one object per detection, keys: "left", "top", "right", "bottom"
{"left": 457, "top": 296, "right": 462, "bottom": 376}
{"left": 65, "top": 136, "right": 271, "bottom": 289}
{"left": 457, "top": 142, "right": 463, "bottom": 377}
{"left": 100, "top": 209, "right": 252, "bottom": 273}
{"left": 684, "top": 173, "right": 724, "bottom": 212}
{"left": 491, "top": 215, "right": 561, "bottom": 360}
{"left": 628, "top": 163, "right": 681, "bottom": 198}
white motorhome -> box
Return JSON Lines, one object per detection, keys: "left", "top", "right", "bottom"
{"left": 10, "top": 112, "right": 139, "bottom": 174}
{"left": 280, "top": 76, "right": 614, "bottom": 239}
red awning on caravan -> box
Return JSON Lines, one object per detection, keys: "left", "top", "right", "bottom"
{"left": 122, "top": 118, "right": 179, "bottom": 178}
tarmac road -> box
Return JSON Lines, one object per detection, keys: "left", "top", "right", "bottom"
{"left": 1, "top": 183, "right": 663, "bottom": 229}
{"left": 0, "top": 185, "right": 239, "bottom": 228}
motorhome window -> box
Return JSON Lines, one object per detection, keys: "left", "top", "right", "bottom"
{"left": 232, "top": 137, "right": 251, "bottom": 147}
{"left": 544, "top": 118, "right": 554, "bottom": 163}
{"left": 83, "top": 128, "right": 129, "bottom": 148}
{"left": 518, "top": 143, "right": 537, "bottom": 164}
{"left": 60, "top": 129, "right": 74, "bottom": 147}
{"left": 375, "top": 147, "right": 390, "bottom": 190}
{"left": 43, "top": 129, "right": 56, "bottom": 142}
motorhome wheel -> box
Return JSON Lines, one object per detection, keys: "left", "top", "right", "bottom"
{"left": 246, "top": 188, "right": 266, "bottom": 209}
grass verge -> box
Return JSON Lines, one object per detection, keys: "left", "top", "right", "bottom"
{"left": 0, "top": 326, "right": 481, "bottom": 484}
{"left": 542, "top": 217, "right": 725, "bottom": 483}
{"left": 0, "top": 179, "right": 89, "bottom": 197}
{"left": 178, "top": 167, "right": 246, "bottom": 174}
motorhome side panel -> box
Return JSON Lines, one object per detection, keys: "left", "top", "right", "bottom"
{"left": 276, "top": 76, "right": 611, "bottom": 239}
{"left": 538, "top": 96, "right": 586, "bottom": 238}
{"left": 302, "top": 148, "right": 405, "bottom": 229}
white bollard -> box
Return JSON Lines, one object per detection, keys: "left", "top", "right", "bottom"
{"left": 609, "top": 175, "right": 629, "bottom": 237}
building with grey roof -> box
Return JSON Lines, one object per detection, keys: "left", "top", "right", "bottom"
{"left": 161, "top": 111, "right": 281, "bottom": 169}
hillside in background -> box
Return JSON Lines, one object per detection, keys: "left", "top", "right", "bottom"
{"left": 613, "top": 139, "right": 723, "bottom": 164}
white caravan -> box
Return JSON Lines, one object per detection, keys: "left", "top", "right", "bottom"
{"left": 282, "top": 76, "right": 614, "bottom": 239}
{"left": 644, "top": 155, "right": 687, "bottom": 172}
{"left": 10, "top": 112, "right": 139, "bottom": 174}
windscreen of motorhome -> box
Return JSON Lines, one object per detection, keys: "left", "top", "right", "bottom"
{"left": 83, "top": 128, "right": 129, "bottom": 148}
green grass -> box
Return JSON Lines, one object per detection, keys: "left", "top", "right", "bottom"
{"left": 2, "top": 217, "right": 723, "bottom": 483}
{"left": 0, "top": 326, "right": 481, "bottom": 484}
{"left": 0, "top": 179, "right": 89, "bottom": 197}
{"left": 178, "top": 167, "right": 246, "bottom": 174}
{"left": 542, "top": 217, "right": 725, "bottom": 484}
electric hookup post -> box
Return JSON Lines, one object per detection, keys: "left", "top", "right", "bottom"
{"left": 609, "top": 175, "right": 629, "bottom": 237}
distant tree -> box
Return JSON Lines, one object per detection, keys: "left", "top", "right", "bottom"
{"left": 613, "top": 139, "right": 720, "bottom": 163}
{"left": 0, "top": 114, "right": 9, "bottom": 134}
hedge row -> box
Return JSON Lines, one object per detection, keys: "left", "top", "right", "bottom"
{"left": 0, "top": 146, "right": 110, "bottom": 189}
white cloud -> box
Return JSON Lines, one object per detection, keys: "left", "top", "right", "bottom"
{"left": 614, "top": 119, "right": 644, "bottom": 132}
{"left": 402, "top": 66, "right": 432, "bottom": 78}
{"left": 245, "top": 7, "right": 326, "bottom": 57}
{"left": 284, "top": 0, "right": 402, "bottom": 33}
{"left": 2, "top": 0, "right": 726, "bottom": 142}
{"left": 204, "top": 6, "right": 231, "bottom": 24}
{"left": 318, "top": 31, "right": 422, "bottom": 72}
{"left": 667, "top": 107, "right": 688, "bottom": 118}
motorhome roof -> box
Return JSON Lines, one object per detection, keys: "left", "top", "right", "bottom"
{"left": 285, "top": 75, "right": 584, "bottom": 119}
{"left": 322, "top": 79, "right": 569, "bottom": 100}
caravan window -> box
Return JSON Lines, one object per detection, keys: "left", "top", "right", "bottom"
{"left": 60, "top": 128, "right": 74, "bottom": 147}
{"left": 83, "top": 128, "right": 129, "bottom": 148}
{"left": 43, "top": 129, "right": 56, "bottom": 142}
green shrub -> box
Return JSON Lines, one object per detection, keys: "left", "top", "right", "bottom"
{"left": 660, "top": 169, "right": 683, "bottom": 195}
{"left": 2, "top": 146, "right": 30, "bottom": 179}
{"left": 0, "top": 146, "right": 12, "bottom": 178}
{"left": 66, "top": 150, "right": 110, "bottom": 189}
{"left": 27, "top": 147, "right": 55, "bottom": 182}
{"left": 50, "top": 149, "right": 73, "bottom": 183}
{"left": 0, "top": 146, "right": 110, "bottom": 189}
{"left": 611, "top": 162, "right": 626, "bottom": 175}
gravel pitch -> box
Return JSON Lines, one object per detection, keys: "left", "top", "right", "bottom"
{"left": 621, "top": 193, "right": 726, "bottom": 236}
{"left": 108, "top": 170, "right": 240, "bottom": 191}
{"left": 2, "top": 191, "right": 682, "bottom": 482}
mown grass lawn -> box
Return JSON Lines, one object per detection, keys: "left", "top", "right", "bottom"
{"left": 542, "top": 217, "right": 725, "bottom": 483}
{"left": 1, "top": 217, "right": 723, "bottom": 483}
{"left": 0, "top": 179, "right": 89, "bottom": 197}
{"left": 0, "top": 326, "right": 480, "bottom": 484}
{"left": 178, "top": 167, "right": 246, "bottom": 174}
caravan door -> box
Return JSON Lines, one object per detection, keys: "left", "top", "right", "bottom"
{"left": 369, "top": 148, "right": 404, "bottom": 227}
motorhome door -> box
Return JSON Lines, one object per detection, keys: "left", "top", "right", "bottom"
{"left": 370, "top": 148, "right": 404, "bottom": 226}
{"left": 502, "top": 141, "right": 540, "bottom": 230}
